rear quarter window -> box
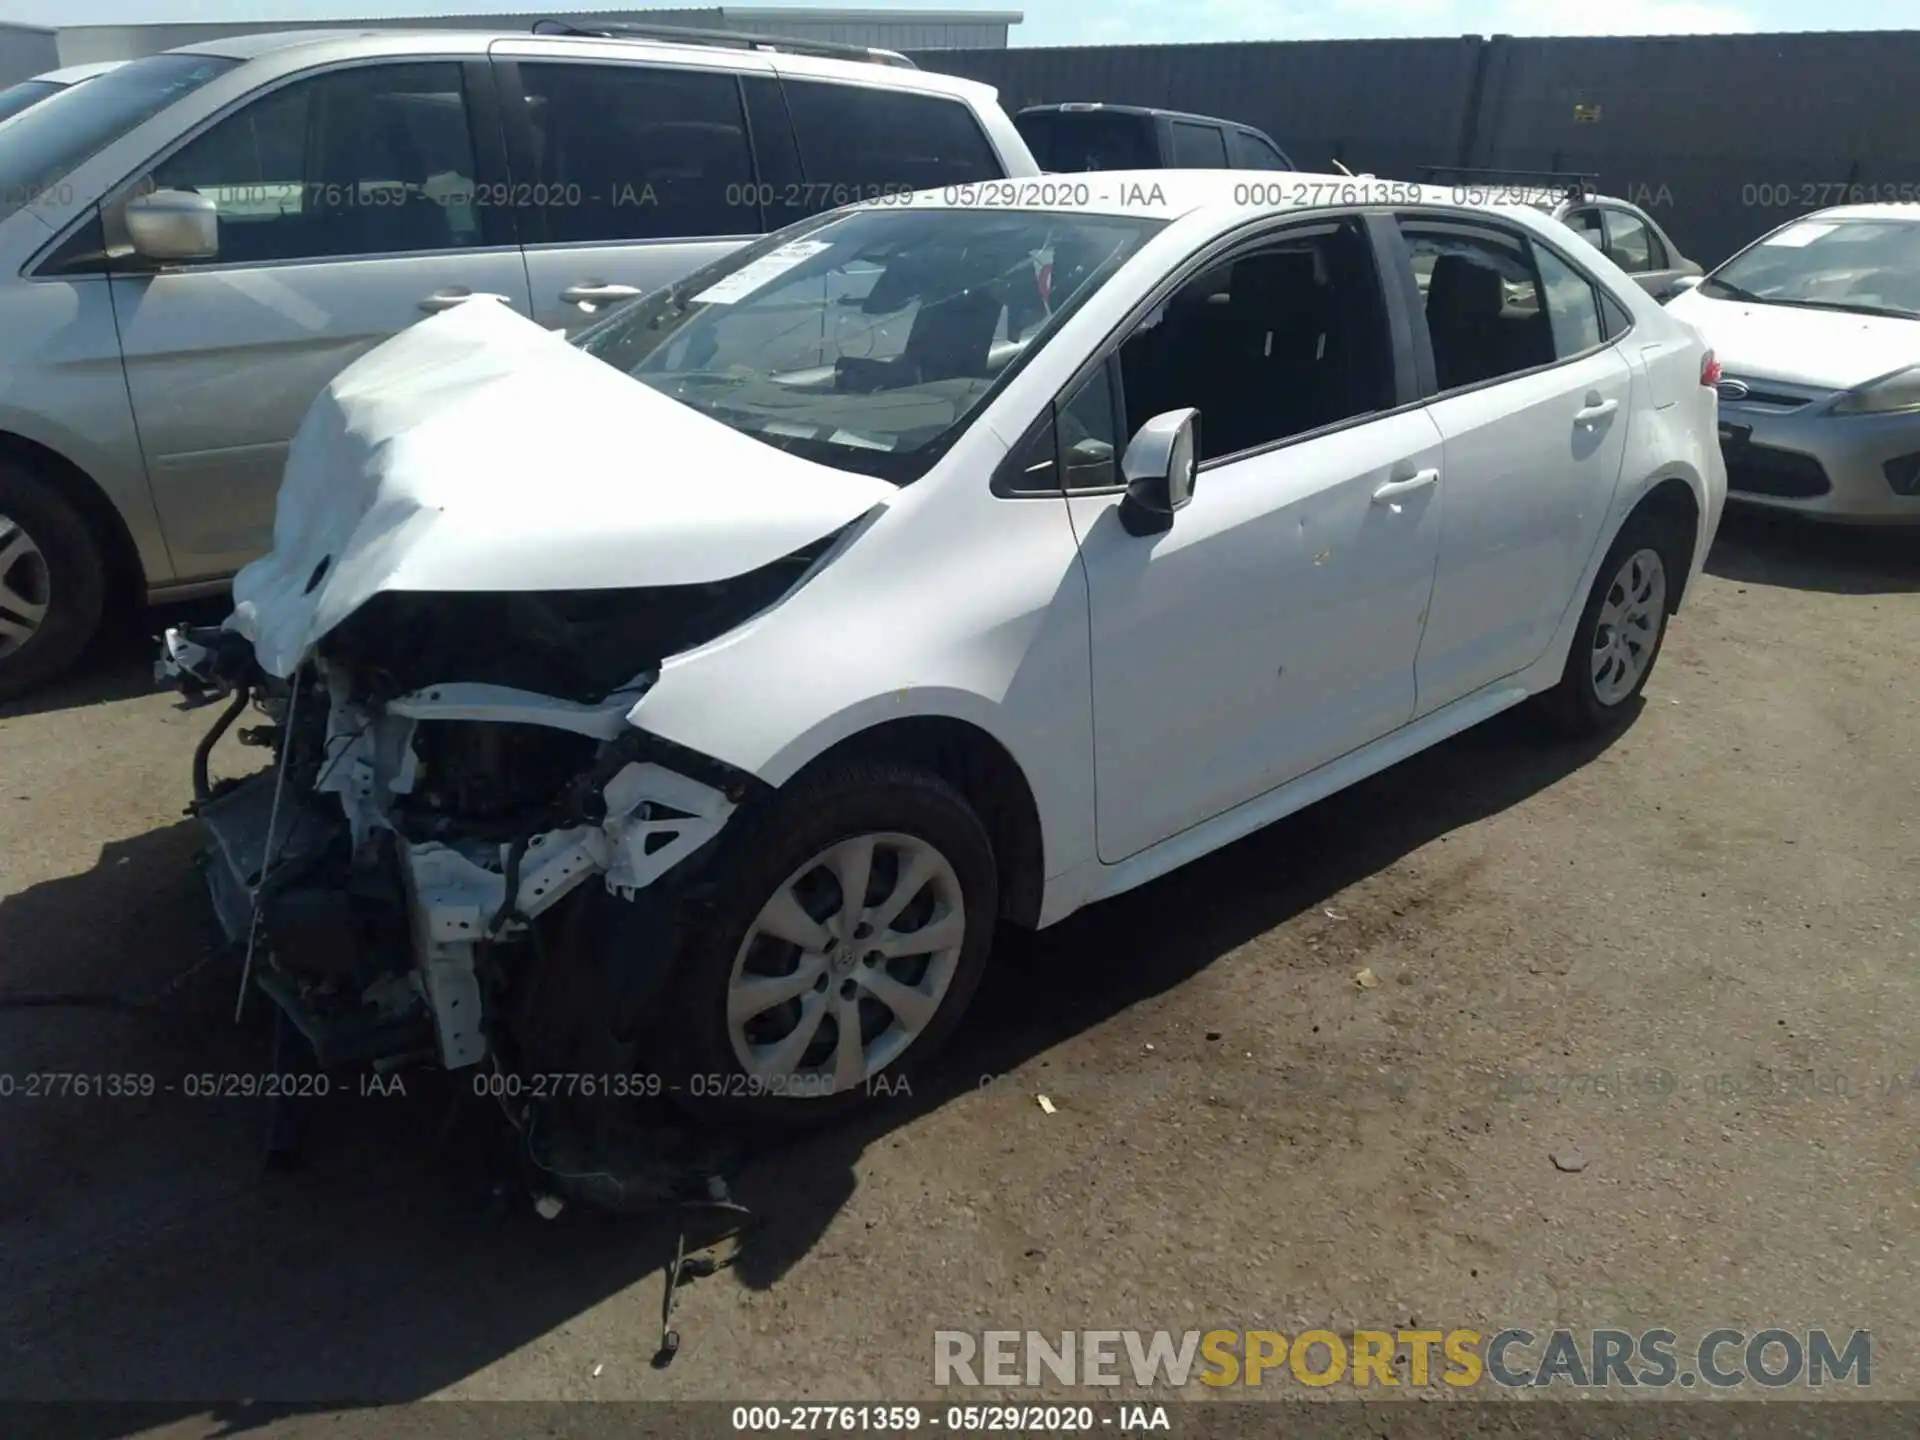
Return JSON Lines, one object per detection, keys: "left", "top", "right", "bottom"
{"left": 781, "top": 79, "right": 1003, "bottom": 214}
{"left": 1016, "top": 111, "right": 1158, "bottom": 172}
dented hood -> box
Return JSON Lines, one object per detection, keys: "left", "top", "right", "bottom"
{"left": 227, "top": 299, "right": 894, "bottom": 677}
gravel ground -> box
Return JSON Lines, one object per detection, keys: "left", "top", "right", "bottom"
{"left": 0, "top": 508, "right": 1915, "bottom": 1431}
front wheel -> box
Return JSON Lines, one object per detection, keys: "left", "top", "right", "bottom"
{"left": 656, "top": 759, "right": 998, "bottom": 1125}
{"left": 0, "top": 462, "right": 107, "bottom": 702}
{"left": 1538, "top": 513, "right": 1679, "bottom": 736}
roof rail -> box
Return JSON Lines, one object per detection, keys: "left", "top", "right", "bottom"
{"left": 529, "top": 19, "right": 919, "bottom": 69}
{"left": 1419, "top": 165, "right": 1599, "bottom": 201}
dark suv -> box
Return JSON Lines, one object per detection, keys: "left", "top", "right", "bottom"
{"left": 1014, "top": 103, "right": 1295, "bottom": 174}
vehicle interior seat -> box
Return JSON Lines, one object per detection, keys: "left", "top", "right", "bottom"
{"left": 1426, "top": 253, "right": 1510, "bottom": 390}
{"left": 1221, "top": 249, "right": 1337, "bottom": 446}
{"left": 903, "top": 286, "right": 1007, "bottom": 380}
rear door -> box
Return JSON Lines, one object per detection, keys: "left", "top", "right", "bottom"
{"left": 1392, "top": 215, "right": 1635, "bottom": 715}
{"left": 493, "top": 48, "right": 769, "bottom": 334}
{"left": 108, "top": 58, "right": 531, "bottom": 581}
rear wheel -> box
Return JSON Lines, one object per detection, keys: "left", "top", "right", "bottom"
{"left": 0, "top": 462, "right": 107, "bottom": 702}
{"left": 1538, "top": 511, "right": 1678, "bottom": 736}
{"left": 657, "top": 759, "right": 997, "bottom": 1126}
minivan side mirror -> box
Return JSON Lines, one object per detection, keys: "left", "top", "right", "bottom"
{"left": 1117, "top": 407, "right": 1199, "bottom": 537}
{"left": 125, "top": 188, "right": 219, "bottom": 262}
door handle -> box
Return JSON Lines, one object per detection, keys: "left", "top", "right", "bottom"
{"left": 560, "top": 281, "right": 644, "bottom": 308}
{"left": 419, "top": 288, "right": 511, "bottom": 313}
{"left": 1371, "top": 468, "right": 1439, "bottom": 512}
{"left": 1575, "top": 396, "right": 1620, "bottom": 425}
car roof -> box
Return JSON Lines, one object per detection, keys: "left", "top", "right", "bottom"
{"left": 887, "top": 168, "right": 1515, "bottom": 222}
{"left": 165, "top": 27, "right": 999, "bottom": 104}
{"left": 1017, "top": 102, "right": 1265, "bottom": 130}
{"left": 32, "top": 60, "right": 126, "bottom": 85}
{"left": 1801, "top": 203, "right": 1920, "bottom": 224}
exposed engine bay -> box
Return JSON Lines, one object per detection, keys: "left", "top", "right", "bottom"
{"left": 155, "top": 548, "right": 833, "bottom": 1214}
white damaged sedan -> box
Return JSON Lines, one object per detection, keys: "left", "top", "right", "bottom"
{"left": 161, "top": 174, "right": 1723, "bottom": 1158}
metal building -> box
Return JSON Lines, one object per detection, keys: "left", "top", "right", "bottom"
{"left": 0, "top": 23, "right": 58, "bottom": 86}
{"left": 915, "top": 30, "right": 1920, "bottom": 268}
{"left": 0, "top": 7, "right": 1020, "bottom": 84}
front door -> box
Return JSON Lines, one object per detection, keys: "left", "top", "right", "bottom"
{"left": 109, "top": 59, "right": 531, "bottom": 581}
{"left": 1394, "top": 216, "right": 1635, "bottom": 715}
{"left": 1068, "top": 217, "right": 1444, "bottom": 863}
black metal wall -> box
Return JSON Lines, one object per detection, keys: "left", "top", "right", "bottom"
{"left": 914, "top": 30, "right": 1920, "bottom": 268}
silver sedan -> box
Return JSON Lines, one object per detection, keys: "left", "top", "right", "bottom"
{"left": 1666, "top": 205, "right": 1920, "bottom": 526}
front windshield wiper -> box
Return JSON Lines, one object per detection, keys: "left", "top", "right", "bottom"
{"left": 1701, "top": 282, "right": 1920, "bottom": 319}
{"left": 1768, "top": 298, "right": 1920, "bottom": 320}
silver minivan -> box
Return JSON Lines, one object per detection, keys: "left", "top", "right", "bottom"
{"left": 0, "top": 26, "right": 1037, "bottom": 696}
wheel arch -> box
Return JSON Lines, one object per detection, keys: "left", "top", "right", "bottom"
{"left": 785, "top": 714, "right": 1047, "bottom": 930}
{"left": 1627, "top": 473, "right": 1703, "bottom": 611}
{"left": 0, "top": 428, "right": 148, "bottom": 614}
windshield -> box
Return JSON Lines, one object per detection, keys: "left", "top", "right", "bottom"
{"left": 0, "top": 79, "right": 63, "bottom": 125}
{"left": 1701, "top": 217, "right": 1920, "bottom": 319}
{"left": 1016, "top": 112, "right": 1158, "bottom": 173}
{"left": 0, "top": 52, "right": 237, "bottom": 226}
{"left": 576, "top": 205, "right": 1165, "bottom": 484}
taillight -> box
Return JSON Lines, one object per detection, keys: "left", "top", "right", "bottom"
{"left": 1701, "top": 350, "right": 1722, "bottom": 388}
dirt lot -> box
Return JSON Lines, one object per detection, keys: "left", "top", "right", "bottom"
{"left": 1, "top": 509, "right": 1915, "bottom": 1427}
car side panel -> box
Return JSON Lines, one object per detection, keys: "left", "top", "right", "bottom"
{"left": 0, "top": 224, "right": 175, "bottom": 587}
{"left": 1414, "top": 346, "right": 1636, "bottom": 715}
{"left": 629, "top": 418, "right": 1099, "bottom": 892}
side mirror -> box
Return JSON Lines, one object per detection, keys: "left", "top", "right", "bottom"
{"left": 1668, "top": 274, "right": 1702, "bottom": 295}
{"left": 125, "top": 188, "right": 219, "bottom": 263}
{"left": 1117, "top": 408, "right": 1199, "bottom": 538}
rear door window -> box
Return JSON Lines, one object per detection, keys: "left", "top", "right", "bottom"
{"left": 1228, "top": 129, "right": 1292, "bottom": 170}
{"left": 514, "top": 62, "right": 756, "bottom": 244}
{"left": 780, "top": 79, "right": 1002, "bottom": 219}
{"left": 1170, "top": 120, "right": 1229, "bottom": 169}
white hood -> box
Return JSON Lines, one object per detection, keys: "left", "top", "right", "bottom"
{"left": 1666, "top": 288, "right": 1920, "bottom": 389}
{"left": 227, "top": 298, "right": 894, "bottom": 677}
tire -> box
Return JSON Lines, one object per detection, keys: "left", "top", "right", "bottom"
{"left": 653, "top": 758, "right": 998, "bottom": 1127}
{"left": 0, "top": 461, "right": 107, "bottom": 702}
{"left": 1538, "top": 510, "right": 1681, "bottom": 737}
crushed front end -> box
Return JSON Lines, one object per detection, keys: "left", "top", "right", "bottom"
{"left": 153, "top": 569, "right": 820, "bottom": 1209}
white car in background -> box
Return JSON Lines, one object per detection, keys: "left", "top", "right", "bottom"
{"left": 0, "top": 61, "right": 124, "bottom": 125}
{"left": 160, "top": 174, "right": 1723, "bottom": 1180}
{"left": 1667, "top": 205, "right": 1920, "bottom": 524}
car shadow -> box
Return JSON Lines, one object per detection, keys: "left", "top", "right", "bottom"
{"left": 0, "top": 701, "right": 1627, "bottom": 1421}
{"left": 1704, "top": 506, "right": 1920, "bottom": 595}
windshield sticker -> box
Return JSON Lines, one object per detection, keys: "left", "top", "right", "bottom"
{"left": 690, "top": 240, "right": 834, "bottom": 305}
{"left": 761, "top": 421, "right": 822, "bottom": 440}
{"left": 828, "top": 430, "right": 896, "bottom": 451}
{"left": 1763, "top": 222, "right": 1838, "bottom": 248}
